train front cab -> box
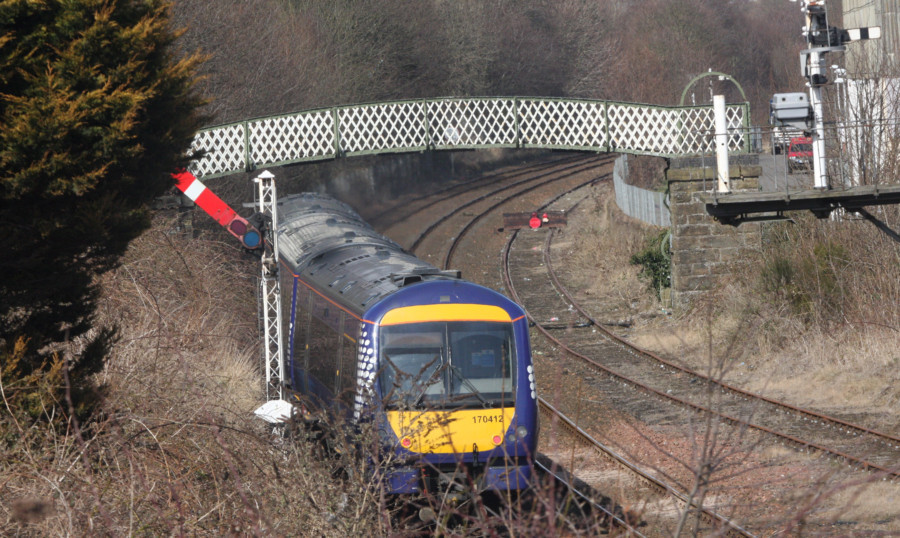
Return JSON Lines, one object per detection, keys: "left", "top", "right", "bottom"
{"left": 362, "top": 283, "right": 538, "bottom": 495}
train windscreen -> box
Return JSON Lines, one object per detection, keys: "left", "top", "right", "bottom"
{"left": 379, "top": 321, "right": 516, "bottom": 409}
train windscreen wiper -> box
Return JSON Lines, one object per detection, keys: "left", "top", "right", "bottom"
{"left": 410, "top": 354, "right": 444, "bottom": 409}
{"left": 449, "top": 365, "right": 490, "bottom": 408}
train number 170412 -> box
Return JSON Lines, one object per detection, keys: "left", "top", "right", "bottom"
{"left": 472, "top": 414, "right": 504, "bottom": 424}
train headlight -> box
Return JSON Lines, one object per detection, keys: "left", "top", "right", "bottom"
{"left": 401, "top": 437, "right": 412, "bottom": 449}
{"left": 492, "top": 435, "right": 502, "bottom": 446}
{"left": 506, "top": 426, "right": 529, "bottom": 443}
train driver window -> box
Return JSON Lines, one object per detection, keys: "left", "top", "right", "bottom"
{"left": 379, "top": 326, "right": 445, "bottom": 408}
{"left": 449, "top": 323, "right": 515, "bottom": 403}
{"left": 379, "top": 321, "right": 516, "bottom": 408}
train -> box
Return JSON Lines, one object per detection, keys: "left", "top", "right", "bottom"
{"left": 275, "top": 192, "right": 538, "bottom": 496}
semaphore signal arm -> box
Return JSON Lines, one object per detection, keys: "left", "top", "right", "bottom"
{"left": 172, "top": 169, "right": 266, "bottom": 251}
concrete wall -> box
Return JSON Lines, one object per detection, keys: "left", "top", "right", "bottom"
{"left": 274, "top": 148, "right": 553, "bottom": 217}
{"left": 666, "top": 157, "right": 762, "bottom": 308}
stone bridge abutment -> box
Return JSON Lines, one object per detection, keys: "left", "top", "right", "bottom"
{"left": 666, "top": 156, "right": 762, "bottom": 308}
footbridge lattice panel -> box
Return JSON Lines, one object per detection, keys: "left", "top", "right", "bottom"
{"left": 188, "top": 97, "right": 749, "bottom": 179}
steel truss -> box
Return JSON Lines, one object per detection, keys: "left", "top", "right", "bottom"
{"left": 255, "top": 170, "right": 284, "bottom": 401}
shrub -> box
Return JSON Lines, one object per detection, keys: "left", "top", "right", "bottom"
{"left": 759, "top": 234, "right": 850, "bottom": 324}
{"left": 0, "top": 0, "right": 206, "bottom": 421}
{"left": 630, "top": 229, "right": 671, "bottom": 298}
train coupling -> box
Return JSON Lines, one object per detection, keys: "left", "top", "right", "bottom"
{"left": 416, "top": 492, "right": 469, "bottom": 522}
{"left": 418, "top": 506, "right": 436, "bottom": 522}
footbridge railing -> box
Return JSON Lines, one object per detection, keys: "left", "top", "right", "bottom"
{"left": 188, "top": 97, "right": 750, "bottom": 179}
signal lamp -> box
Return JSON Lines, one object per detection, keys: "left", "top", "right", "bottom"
{"left": 229, "top": 220, "right": 247, "bottom": 235}
{"left": 242, "top": 230, "right": 261, "bottom": 249}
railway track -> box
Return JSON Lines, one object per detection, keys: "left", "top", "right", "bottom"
{"left": 379, "top": 156, "right": 755, "bottom": 534}
{"left": 372, "top": 153, "right": 610, "bottom": 252}
{"left": 536, "top": 398, "right": 752, "bottom": 537}
{"left": 489, "top": 179, "right": 900, "bottom": 533}
{"left": 369, "top": 153, "right": 587, "bottom": 229}
{"left": 502, "top": 199, "right": 900, "bottom": 483}
{"left": 530, "top": 456, "right": 646, "bottom": 536}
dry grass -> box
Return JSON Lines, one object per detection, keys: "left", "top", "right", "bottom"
{"left": 6, "top": 173, "right": 896, "bottom": 534}
{"left": 561, "top": 182, "right": 658, "bottom": 322}
{"left": 713, "top": 212, "right": 900, "bottom": 431}
{"left": 559, "top": 180, "right": 900, "bottom": 531}
{"left": 1, "top": 215, "right": 380, "bottom": 536}
{"left": 2, "top": 214, "right": 620, "bottom": 536}
{"left": 571, "top": 185, "right": 900, "bottom": 432}
{"left": 96, "top": 218, "right": 263, "bottom": 426}
{"left": 822, "top": 481, "right": 900, "bottom": 526}
{"left": 738, "top": 325, "right": 900, "bottom": 430}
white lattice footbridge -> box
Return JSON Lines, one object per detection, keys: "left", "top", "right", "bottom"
{"left": 188, "top": 97, "right": 749, "bottom": 179}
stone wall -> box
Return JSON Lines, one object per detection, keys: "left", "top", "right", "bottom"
{"left": 666, "top": 158, "right": 762, "bottom": 308}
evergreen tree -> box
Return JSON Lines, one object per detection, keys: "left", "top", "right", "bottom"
{"left": 0, "top": 0, "right": 206, "bottom": 419}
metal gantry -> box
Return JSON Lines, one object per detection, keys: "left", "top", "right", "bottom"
{"left": 254, "top": 170, "right": 285, "bottom": 402}
{"left": 702, "top": 1, "right": 900, "bottom": 236}
{"left": 797, "top": 0, "right": 882, "bottom": 189}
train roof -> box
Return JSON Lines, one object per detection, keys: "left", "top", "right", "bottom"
{"left": 276, "top": 193, "right": 461, "bottom": 317}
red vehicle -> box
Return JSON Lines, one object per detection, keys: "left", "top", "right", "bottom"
{"left": 787, "top": 136, "right": 813, "bottom": 173}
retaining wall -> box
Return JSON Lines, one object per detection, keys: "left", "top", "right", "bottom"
{"left": 613, "top": 155, "right": 671, "bottom": 227}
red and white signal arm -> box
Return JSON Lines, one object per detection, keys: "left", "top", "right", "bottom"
{"left": 172, "top": 170, "right": 262, "bottom": 249}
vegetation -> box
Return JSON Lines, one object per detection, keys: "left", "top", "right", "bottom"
{"left": 172, "top": 0, "right": 803, "bottom": 125}
{"left": 4, "top": 0, "right": 899, "bottom": 534}
{"left": 1, "top": 220, "right": 617, "bottom": 534}
{"left": 630, "top": 229, "right": 671, "bottom": 299}
{"left": 0, "top": 0, "right": 206, "bottom": 419}
{"left": 753, "top": 211, "right": 900, "bottom": 338}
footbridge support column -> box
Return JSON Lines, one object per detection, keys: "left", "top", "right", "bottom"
{"left": 666, "top": 156, "right": 762, "bottom": 308}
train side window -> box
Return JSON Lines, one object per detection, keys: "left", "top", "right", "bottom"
{"left": 301, "top": 290, "right": 316, "bottom": 393}
{"left": 307, "top": 312, "right": 338, "bottom": 400}
{"left": 292, "top": 284, "right": 315, "bottom": 393}
{"left": 333, "top": 312, "right": 345, "bottom": 397}
{"left": 338, "top": 319, "right": 358, "bottom": 407}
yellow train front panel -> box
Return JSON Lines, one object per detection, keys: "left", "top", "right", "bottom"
{"left": 386, "top": 407, "right": 516, "bottom": 454}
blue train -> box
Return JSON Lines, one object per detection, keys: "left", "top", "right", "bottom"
{"left": 276, "top": 192, "right": 538, "bottom": 495}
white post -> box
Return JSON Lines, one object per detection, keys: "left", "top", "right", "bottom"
{"left": 713, "top": 95, "right": 730, "bottom": 193}
{"left": 254, "top": 170, "right": 284, "bottom": 402}
{"left": 252, "top": 170, "right": 293, "bottom": 423}
{"left": 808, "top": 51, "right": 829, "bottom": 189}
